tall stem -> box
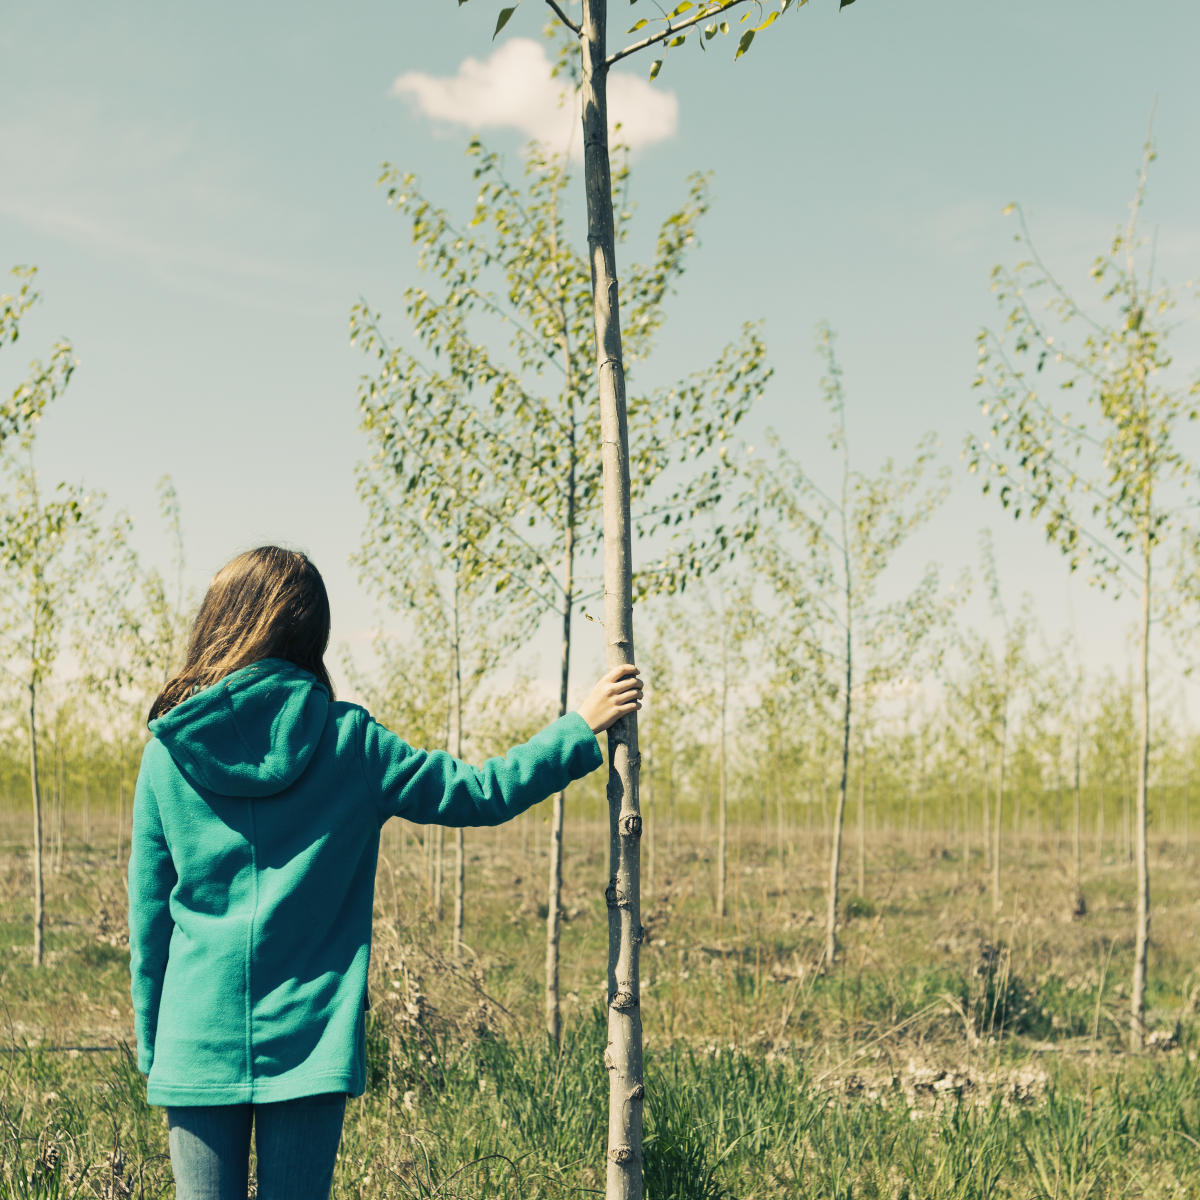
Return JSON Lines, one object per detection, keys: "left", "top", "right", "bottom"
{"left": 1130, "top": 529, "right": 1151, "bottom": 1050}
{"left": 545, "top": 196, "right": 578, "bottom": 1043}
{"left": 716, "top": 599, "right": 728, "bottom": 919}
{"left": 856, "top": 747, "right": 866, "bottom": 896}
{"left": 452, "top": 568, "right": 466, "bottom": 961}
{"left": 992, "top": 711, "right": 1007, "bottom": 916}
{"left": 580, "top": 3, "right": 644, "bottom": 1192}
{"left": 29, "top": 681, "right": 44, "bottom": 967}
{"left": 1073, "top": 684, "right": 1083, "bottom": 901}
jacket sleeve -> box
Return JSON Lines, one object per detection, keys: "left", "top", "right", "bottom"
{"left": 362, "top": 710, "right": 604, "bottom": 827}
{"left": 127, "top": 755, "right": 177, "bottom": 1076}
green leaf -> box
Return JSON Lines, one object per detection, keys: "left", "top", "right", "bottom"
{"left": 735, "top": 29, "right": 755, "bottom": 58}
{"left": 493, "top": 5, "right": 516, "bottom": 38}
{"left": 649, "top": 58, "right": 663, "bottom": 79}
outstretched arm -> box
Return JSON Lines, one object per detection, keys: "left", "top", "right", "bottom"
{"left": 366, "top": 664, "right": 643, "bottom": 826}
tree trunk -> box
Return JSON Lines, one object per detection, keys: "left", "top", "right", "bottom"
{"left": 580, "top": 5, "right": 644, "bottom": 1190}
{"left": 1073, "top": 710, "right": 1083, "bottom": 903}
{"left": 1123, "top": 776, "right": 1132, "bottom": 866}
{"left": 982, "top": 746, "right": 992, "bottom": 872}
{"left": 545, "top": 182, "right": 580, "bottom": 1043}
{"left": 433, "top": 827, "right": 445, "bottom": 921}
{"left": 545, "top": 594, "right": 570, "bottom": 1043}
{"left": 116, "top": 755, "right": 127, "bottom": 867}
{"left": 992, "top": 714, "right": 1007, "bottom": 916}
{"left": 961, "top": 757, "right": 971, "bottom": 880}
{"left": 826, "top": 603, "right": 852, "bottom": 968}
{"left": 452, "top": 571, "right": 466, "bottom": 961}
{"left": 1130, "top": 537, "right": 1151, "bottom": 1051}
{"left": 28, "top": 683, "right": 44, "bottom": 967}
{"left": 775, "top": 760, "right": 785, "bottom": 898}
{"left": 716, "top": 614, "right": 728, "bottom": 919}
{"left": 645, "top": 743, "right": 654, "bottom": 907}
{"left": 856, "top": 749, "right": 866, "bottom": 896}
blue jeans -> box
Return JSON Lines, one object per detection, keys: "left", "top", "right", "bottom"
{"left": 166, "top": 1093, "right": 346, "bottom": 1200}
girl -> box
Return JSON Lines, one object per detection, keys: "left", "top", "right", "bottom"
{"left": 128, "top": 545, "right": 642, "bottom": 1200}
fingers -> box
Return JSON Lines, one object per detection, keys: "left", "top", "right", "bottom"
{"left": 586, "top": 665, "right": 644, "bottom": 732}
{"left": 605, "top": 662, "right": 641, "bottom": 682}
{"left": 607, "top": 675, "right": 643, "bottom": 701}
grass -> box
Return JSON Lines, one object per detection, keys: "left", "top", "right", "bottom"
{"left": 1, "top": 808, "right": 1198, "bottom": 1197}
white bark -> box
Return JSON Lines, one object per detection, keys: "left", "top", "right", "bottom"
{"left": 28, "top": 683, "right": 44, "bottom": 967}
{"left": 992, "top": 713, "right": 1007, "bottom": 916}
{"left": 580, "top": 4, "right": 644, "bottom": 1192}
{"left": 716, "top": 621, "right": 728, "bottom": 920}
{"left": 453, "top": 573, "right": 466, "bottom": 960}
{"left": 1130, "top": 534, "right": 1151, "bottom": 1050}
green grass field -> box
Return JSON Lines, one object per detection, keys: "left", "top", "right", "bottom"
{"left": 1, "top": 809, "right": 1198, "bottom": 1198}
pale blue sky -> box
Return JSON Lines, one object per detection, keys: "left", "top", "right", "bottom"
{"left": 2, "top": 0, "right": 1198, "bottom": 709}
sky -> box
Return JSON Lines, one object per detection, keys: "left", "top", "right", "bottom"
{"left": 1, "top": 0, "right": 1198, "bottom": 713}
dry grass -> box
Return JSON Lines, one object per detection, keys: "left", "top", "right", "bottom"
{"left": 1, "top": 804, "right": 1198, "bottom": 1197}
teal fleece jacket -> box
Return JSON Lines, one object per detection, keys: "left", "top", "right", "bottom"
{"left": 128, "top": 657, "right": 603, "bottom": 1106}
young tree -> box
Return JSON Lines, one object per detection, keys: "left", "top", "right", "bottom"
{"left": 746, "top": 326, "right": 947, "bottom": 967}
{"left": 352, "top": 137, "right": 767, "bottom": 1041}
{"left": 450, "top": 5, "right": 864, "bottom": 1190}
{"left": 951, "top": 537, "right": 1036, "bottom": 916}
{"left": 81, "top": 477, "right": 192, "bottom": 714}
{"left": 0, "top": 267, "right": 93, "bottom": 965}
{"left": 967, "top": 139, "right": 1200, "bottom": 1048}
{"left": 351, "top": 472, "right": 529, "bottom": 956}
{"left": 664, "top": 568, "right": 755, "bottom": 918}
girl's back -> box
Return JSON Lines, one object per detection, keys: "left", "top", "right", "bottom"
{"left": 131, "top": 656, "right": 602, "bottom": 1106}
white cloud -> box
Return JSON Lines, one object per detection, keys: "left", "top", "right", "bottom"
{"left": 391, "top": 38, "right": 678, "bottom": 157}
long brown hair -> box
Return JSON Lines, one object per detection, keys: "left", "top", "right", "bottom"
{"left": 149, "top": 546, "right": 334, "bottom": 722}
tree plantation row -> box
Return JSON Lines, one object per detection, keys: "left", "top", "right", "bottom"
{"left": 3, "top": 88, "right": 1198, "bottom": 1200}
{"left": 2, "top": 641, "right": 1198, "bottom": 884}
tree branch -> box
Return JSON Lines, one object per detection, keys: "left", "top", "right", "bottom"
{"left": 543, "top": 0, "right": 581, "bottom": 35}
{"left": 608, "top": 0, "right": 756, "bottom": 67}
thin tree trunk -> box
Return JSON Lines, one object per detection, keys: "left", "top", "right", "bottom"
{"left": 545, "top": 201, "right": 579, "bottom": 1043}
{"left": 1130, "top": 536, "right": 1151, "bottom": 1051}
{"left": 775, "top": 759, "right": 785, "bottom": 898}
{"left": 580, "top": 5, "right": 644, "bottom": 1189}
{"left": 116, "top": 755, "right": 127, "bottom": 867}
{"left": 645, "top": 743, "right": 654, "bottom": 907}
{"left": 856, "top": 748, "right": 866, "bottom": 896}
{"left": 917, "top": 772, "right": 926, "bottom": 857}
{"left": 433, "top": 827, "right": 445, "bottom": 922}
{"left": 545, "top": 568, "right": 571, "bottom": 1042}
{"left": 1123, "top": 776, "right": 1132, "bottom": 866}
{"left": 51, "top": 736, "right": 62, "bottom": 875}
{"left": 716, "top": 613, "right": 728, "bottom": 919}
{"left": 58, "top": 743, "right": 66, "bottom": 870}
{"left": 982, "top": 746, "right": 992, "bottom": 872}
{"left": 992, "top": 713, "right": 1007, "bottom": 916}
{"left": 28, "top": 683, "right": 44, "bottom": 967}
{"left": 452, "top": 569, "right": 465, "bottom": 961}
{"left": 961, "top": 755, "right": 971, "bottom": 880}
{"left": 827, "top": 547, "right": 852, "bottom": 968}
{"left": 1073, "top": 707, "right": 1083, "bottom": 903}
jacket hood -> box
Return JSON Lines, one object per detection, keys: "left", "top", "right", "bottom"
{"left": 148, "top": 658, "right": 330, "bottom": 798}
